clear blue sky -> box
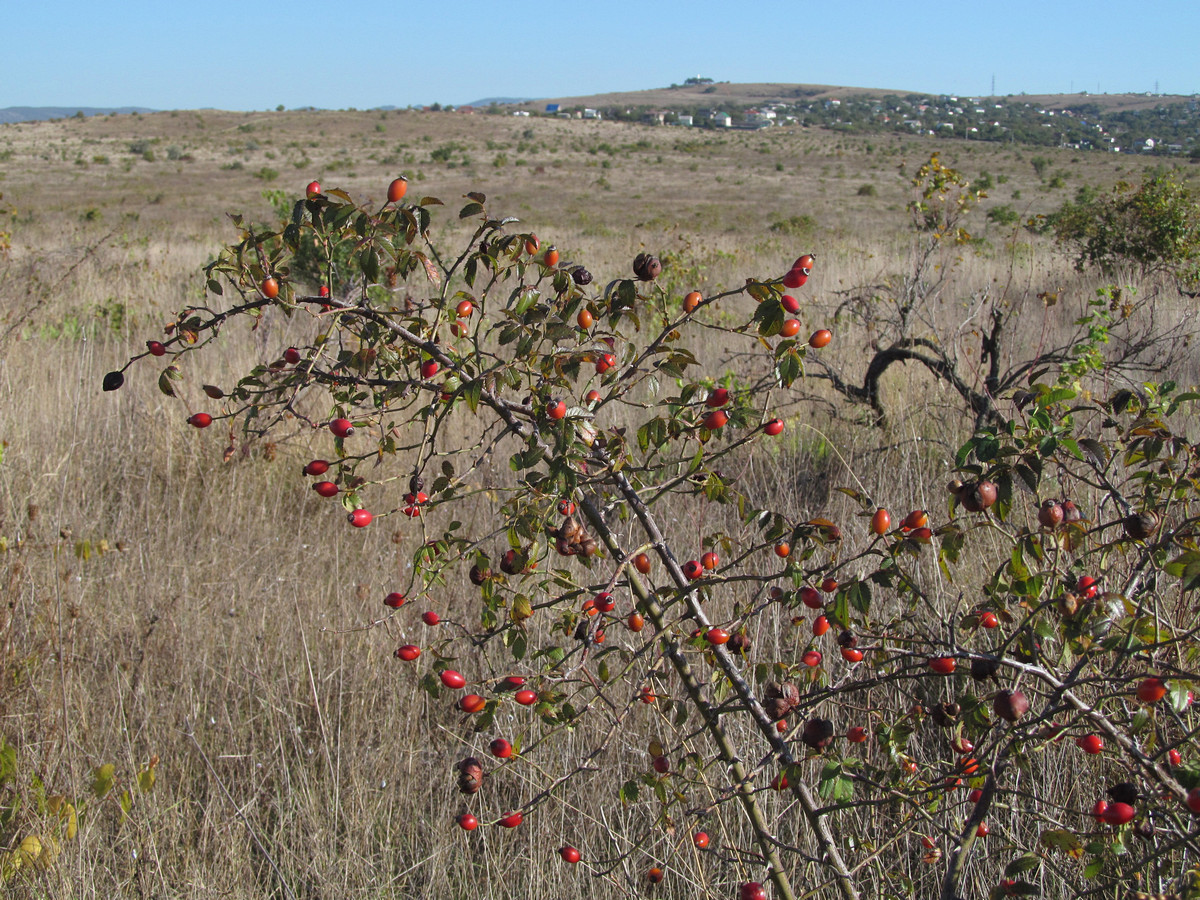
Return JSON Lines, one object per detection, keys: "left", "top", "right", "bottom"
{"left": 4, "top": 1, "right": 1197, "bottom": 110}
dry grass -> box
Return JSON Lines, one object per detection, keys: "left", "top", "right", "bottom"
{"left": 0, "top": 109, "right": 1194, "bottom": 898}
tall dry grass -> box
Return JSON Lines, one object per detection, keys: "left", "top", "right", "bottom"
{"left": 0, "top": 108, "right": 1195, "bottom": 898}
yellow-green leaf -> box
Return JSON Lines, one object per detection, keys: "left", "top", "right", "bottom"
{"left": 91, "top": 763, "right": 114, "bottom": 799}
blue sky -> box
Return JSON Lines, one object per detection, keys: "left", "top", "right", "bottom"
{"left": 4, "top": 1, "right": 1197, "bottom": 110}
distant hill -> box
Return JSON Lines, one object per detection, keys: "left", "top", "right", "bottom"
{"left": 0, "top": 106, "right": 156, "bottom": 124}
{"left": 505, "top": 82, "right": 1197, "bottom": 154}
{"left": 463, "top": 97, "right": 536, "bottom": 108}
{"left": 516, "top": 82, "right": 1191, "bottom": 115}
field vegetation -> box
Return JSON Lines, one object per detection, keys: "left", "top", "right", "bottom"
{"left": 1, "top": 105, "right": 1199, "bottom": 899}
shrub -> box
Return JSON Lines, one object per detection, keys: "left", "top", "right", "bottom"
{"left": 1051, "top": 171, "right": 1200, "bottom": 285}
{"left": 985, "top": 204, "right": 1020, "bottom": 226}
{"left": 101, "top": 175, "right": 1200, "bottom": 900}
{"left": 769, "top": 213, "right": 818, "bottom": 239}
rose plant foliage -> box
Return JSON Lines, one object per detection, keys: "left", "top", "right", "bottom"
{"left": 103, "top": 166, "right": 1200, "bottom": 900}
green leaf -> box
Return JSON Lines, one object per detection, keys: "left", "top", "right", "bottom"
{"left": 1004, "top": 853, "right": 1042, "bottom": 877}
{"left": 158, "top": 366, "right": 182, "bottom": 397}
{"left": 1060, "top": 438, "right": 1084, "bottom": 461}
{"left": 510, "top": 631, "right": 527, "bottom": 661}
{"left": 1170, "top": 682, "right": 1195, "bottom": 715}
{"left": 955, "top": 437, "right": 975, "bottom": 467}
{"left": 776, "top": 349, "right": 801, "bottom": 387}
{"left": 845, "top": 580, "right": 871, "bottom": 616}
{"left": 974, "top": 434, "right": 1000, "bottom": 462}
{"left": 619, "top": 779, "right": 640, "bottom": 805}
{"left": 754, "top": 299, "right": 785, "bottom": 336}
{"left": 613, "top": 279, "right": 637, "bottom": 313}
{"left": 1008, "top": 544, "right": 1030, "bottom": 581}
{"left": 817, "top": 761, "right": 854, "bottom": 801}
{"left": 464, "top": 380, "right": 482, "bottom": 414}
{"left": 1165, "top": 550, "right": 1200, "bottom": 591}
{"left": 513, "top": 288, "right": 539, "bottom": 315}
{"left": 359, "top": 246, "right": 380, "bottom": 284}
{"left": 1014, "top": 462, "right": 1040, "bottom": 494}
{"left": 830, "top": 588, "right": 850, "bottom": 628}
{"left": 459, "top": 202, "right": 484, "bottom": 219}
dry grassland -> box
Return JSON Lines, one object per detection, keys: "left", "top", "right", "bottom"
{"left": 0, "top": 107, "right": 1193, "bottom": 898}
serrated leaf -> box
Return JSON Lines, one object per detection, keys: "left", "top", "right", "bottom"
{"left": 1014, "top": 463, "right": 1039, "bottom": 494}
{"left": 776, "top": 350, "right": 801, "bottom": 387}
{"left": 974, "top": 434, "right": 1000, "bottom": 462}
{"left": 359, "top": 246, "right": 380, "bottom": 284}
{"left": 817, "top": 761, "right": 855, "bottom": 801}
{"left": 459, "top": 202, "right": 484, "bottom": 219}
{"left": 1060, "top": 437, "right": 1084, "bottom": 460}
{"left": 620, "top": 779, "right": 640, "bottom": 805}
{"left": 846, "top": 580, "right": 871, "bottom": 616}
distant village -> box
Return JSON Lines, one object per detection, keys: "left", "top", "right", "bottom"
{"left": 420, "top": 79, "right": 1200, "bottom": 157}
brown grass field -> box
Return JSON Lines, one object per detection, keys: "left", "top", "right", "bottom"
{"left": 0, "top": 105, "right": 1196, "bottom": 898}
